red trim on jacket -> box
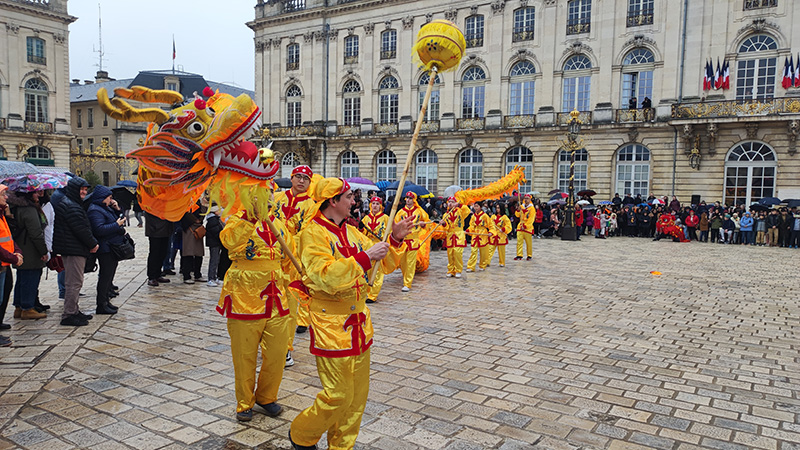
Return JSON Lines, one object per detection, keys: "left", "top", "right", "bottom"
{"left": 308, "top": 312, "right": 373, "bottom": 358}
{"left": 216, "top": 291, "right": 290, "bottom": 320}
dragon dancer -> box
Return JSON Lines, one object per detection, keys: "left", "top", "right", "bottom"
{"left": 515, "top": 194, "right": 535, "bottom": 260}
{"left": 289, "top": 177, "right": 413, "bottom": 450}
{"left": 273, "top": 165, "right": 316, "bottom": 367}
{"left": 490, "top": 204, "right": 512, "bottom": 267}
{"left": 466, "top": 201, "right": 495, "bottom": 271}
{"left": 440, "top": 196, "right": 470, "bottom": 277}
{"left": 361, "top": 197, "right": 389, "bottom": 303}
{"left": 394, "top": 192, "right": 429, "bottom": 292}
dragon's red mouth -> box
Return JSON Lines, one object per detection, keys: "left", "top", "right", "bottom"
{"left": 204, "top": 107, "right": 279, "bottom": 180}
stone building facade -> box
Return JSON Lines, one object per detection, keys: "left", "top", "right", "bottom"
{"left": 249, "top": 0, "right": 800, "bottom": 205}
{"left": 0, "top": 0, "right": 75, "bottom": 168}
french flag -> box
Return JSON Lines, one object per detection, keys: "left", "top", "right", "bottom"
{"left": 714, "top": 58, "right": 722, "bottom": 90}
{"left": 794, "top": 53, "right": 800, "bottom": 88}
{"left": 782, "top": 56, "right": 793, "bottom": 89}
{"left": 721, "top": 60, "right": 730, "bottom": 90}
{"left": 703, "top": 60, "right": 713, "bottom": 91}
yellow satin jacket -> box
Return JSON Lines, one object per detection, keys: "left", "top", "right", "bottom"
{"left": 491, "top": 214, "right": 512, "bottom": 245}
{"left": 299, "top": 214, "right": 404, "bottom": 357}
{"left": 467, "top": 211, "right": 496, "bottom": 247}
{"left": 441, "top": 205, "right": 470, "bottom": 248}
{"left": 361, "top": 213, "right": 389, "bottom": 243}
{"left": 273, "top": 190, "right": 316, "bottom": 234}
{"left": 516, "top": 204, "right": 536, "bottom": 233}
{"left": 216, "top": 212, "right": 298, "bottom": 319}
{"left": 395, "top": 206, "right": 429, "bottom": 250}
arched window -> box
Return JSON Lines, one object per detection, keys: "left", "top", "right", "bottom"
{"left": 286, "top": 43, "right": 300, "bottom": 71}
{"left": 461, "top": 67, "right": 486, "bottom": 118}
{"left": 615, "top": 144, "right": 650, "bottom": 196}
{"left": 567, "top": 0, "right": 591, "bottom": 35}
{"left": 281, "top": 152, "right": 299, "bottom": 179}
{"left": 621, "top": 48, "right": 655, "bottom": 109}
{"left": 506, "top": 146, "right": 533, "bottom": 192}
{"left": 343, "top": 80, "right": 361, "bottom": 126}
{"left": 458, "top": 148, "right": 483, "bottom": 189}
{"left": 724, "top": 141, "right": 777, "bottom": 206}
{"left": 562, "top": 55, "right": 591, "bottom": 112}
{"left": 736, "top": 35, "right": 778, "bottom": 101}
{"left": 509, "top": 61, "right": 536, "bottom": 116}
{"left": 419, "top": 73, "right": 441, "bottom": 121}
{"left": 380, "top": 30, "right": 397, "bottom": 59}
{"left": 27, "top": 145, "right": 51, "bottom": 160}
{"left": 557, "top": 148, "right": 589, "bottom": 193}
{"left": 25, "top": 78, "right": 48, "bottom": 123}
{"left": 340, "top": 150, "right": 360, "bottom": 178}
{"left": 465, "top": 15, "right": 484, "bottom": 48}
{"left": 286, "top": 85, "right": 302, "bottom": 127}
{"left": 344, "top": 35, "right": 359, "bottom": 64}
{"left": 379, "top": 75, "right": 399, "bottom": 124}
{"left": 376, "top": 149, "right": 397, "bottom": 182}
{"left": 415, "top": 149, "right": 438, "bottom": 194}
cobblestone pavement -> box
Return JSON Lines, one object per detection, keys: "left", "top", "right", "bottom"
{"left": 1, "top": 226, "right": 799, "bottom": 450}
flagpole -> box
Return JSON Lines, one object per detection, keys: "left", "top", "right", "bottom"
{"left": 172, "top": 34, "right": 175, "bottom": 74}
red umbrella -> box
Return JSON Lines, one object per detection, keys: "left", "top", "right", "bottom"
{"left": 577, "top": 189, "right": 597, "bottom": 197}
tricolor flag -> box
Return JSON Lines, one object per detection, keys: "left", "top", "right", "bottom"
{"left": 173, "top": 38, "right": 176, "bottom": 61}
{"left": 721, "top": 60, "right": 730, "bottom": 90}
{"left": 714, "top": 58, "right": 722, "bottom": 90}
{"left": 795, "top": 53, "right": 800, "bottom": 88}
{"left": 782, "top": 56, "right": 793, "bottom": 89}
{"left": 703, "top": 60, "right": 712, "bottom": 91}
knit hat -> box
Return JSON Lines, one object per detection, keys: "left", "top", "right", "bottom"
{"left": 93, "top": 185, "right": 112, "bottom": 200}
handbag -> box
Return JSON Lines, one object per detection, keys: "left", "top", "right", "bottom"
{"left": 110, "top": 234, "right": 136, "bottom": 261}
{"left": 192, "top": 225, "right": 206, "bottom": 240}
{"left": 46, "top": 253, "right": 64, "bottom": 273}
{"left": 84, "top": 254, "right": 98, "bottom": 273}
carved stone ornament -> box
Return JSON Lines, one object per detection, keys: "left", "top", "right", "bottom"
{"left": 364, "top": 22, "right": 375, "bottom": 35}
{"left": 513, "top": 133, "right": 522, "bottom": 145}
{"left": 745, "top": 122, "right": 759, "bottom": 139}
{"left": 344, "top": 140, "right": 351, "bottom": 151}
{"left": 628, "top": 128, "right": 639, "bottom": 143}
{"left": 385, "top": 20, "right": 392, "bottom": 30}
{"left": 419, "top": 137, "right": 428, "bottom": 149}
{"left": 288, "top": 36, "right": 296, "bottom": 44}
{"left": 314, "top": 31, "right": 324, "bottom": 42}
{"left": 465, "top": 134, "right": 474, "bottom": 147}
{"left": 425, "top": 13, "right": 433, "bottom": 24}
{"left": 706, "top": 123, "right": 718, "bottom": 156}
{"left": 402, "top": 16, "right": 414, "bottom": 30}
{"left": 347, "top": 27, "right": 355, "bottom": 36}
{"left": 788, "top": 120, "right": 798, "bottom": 156}
{"left": 682, "top": 124, "right": 693, "bottom": 141}
{"left": 737, "top": 18, "right": 781, "bottom": 39}
{"left": 6, "top": 23, "right": 20, "bottom": 34}
{"left": 445, "top": 9, "right": 458, "bottom": 21}
{"left": 255, "top": 40, "right": 267, "bottom": 52}
{"left": 304, "top": 32, "right": 314, "bottom": 43}
{"left": 328, "top": 29, "right": 339, "bottom": 41}
{"left": 519, "top": 0, "right": 528, "bottom": 7}
{"left": 624, "top": 34, "right": 657, "bottom": 52}
{"left": 491, "top": 0, "right": 505, "bottom": 14}
{"left": 380, "top": 138, "right": 389, "bottom": 150}
{"left": 562, "top": 41, "right": 595, "bottom": 59}
{"left": 470, "top": 5, "right": 479, "bottom": 15}
{"left": 53, "top": 34, "right": 66, "bottom": 44}
{"left": 544, "top": 0, "right": 556, "bottom": 5}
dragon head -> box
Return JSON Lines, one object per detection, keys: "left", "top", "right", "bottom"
{"left": 98, "top": 86, "right": 279, "bottom": 221}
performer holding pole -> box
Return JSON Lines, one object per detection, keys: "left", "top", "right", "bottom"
{"left": 466, "top": 201, "right": 496, "bottom": 271}
{"left": 490, "top": 203, "right": 512, "bottom": 267}
{"left": 394, "top": 192, "right": 429, "bottom": 292}
{"left": 368, "top": 19, "right": 465, "bottom": 287}
{"left": 441, "top": 196, "right": 470, "bottom": 277}
{"left": 515, "top": 194, "right": 535, "bottom": 260}
{"left": 361, "top": 196, "right": 389, "bottom": 303}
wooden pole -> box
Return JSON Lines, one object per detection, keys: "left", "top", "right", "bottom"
{"left": 262, "top": 215, "right": 304, "bottom": 275}
{"left": 368, "top": 66, "right": 438, "bottom": 285}
{"left": 418, "top": 222, "right": 442, "bottom": 246}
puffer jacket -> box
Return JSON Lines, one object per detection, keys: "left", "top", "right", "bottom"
{"left": 53, "top": 177, "right": 97, "bottom": 257}
{"left": 7, "top": 193, "right": 47, "bottom": 270}
{"left": 88, "top": 185, "right": 126, "bottom": 255}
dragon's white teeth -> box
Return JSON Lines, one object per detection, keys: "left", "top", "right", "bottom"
{"left": 213, "top": 151, "right": 222, "bottom": 168}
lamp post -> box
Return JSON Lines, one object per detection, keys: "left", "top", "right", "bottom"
{"left": 561, "top": 109, "right": 583, "bottom": 241}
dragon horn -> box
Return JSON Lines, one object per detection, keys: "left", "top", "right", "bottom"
{"left": 97, "top": 88, "right": 171, "bottom": 125}
{"left": 114, "top": 86, "right": 184, "bottom": 104}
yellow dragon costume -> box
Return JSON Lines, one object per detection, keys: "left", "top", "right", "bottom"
{"left": 98, "top": 86, "right": 294, "bottom": 421}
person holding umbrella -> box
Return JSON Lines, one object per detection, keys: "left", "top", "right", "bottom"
{"left": 394, "top": 192, "right": 429, "bottom": 292}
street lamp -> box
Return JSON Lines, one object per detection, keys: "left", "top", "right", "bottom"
{"left": 561, "top": 109, "right": 583, "bottom": 241}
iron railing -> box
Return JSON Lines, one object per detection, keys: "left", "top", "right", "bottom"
{"left": 420, "top": 121, "right": 440, "bottom": 132}
{"left": 465, "top": 35, "right": 484, "bottom": 48}
{"left": 27, "top": 55, "right": 46, "bottom": 65}
{"left": 286, "top": 61, "right": 299, "bottom": 71}
{"left": 374, "top": 122, "right": 398, "bottom": 134}
{"left": 457, "top": 118, "right": 485, "bottom": 130}
{"left": 616, "top": 109, "right": 654, "bottom": 123}
{"left": 504, "top": 115, "right": 536, "bottom": 128}
{"left": 269, "top": 125, "right": 324, "bottom": 137}
{"left": 24, "top": 121, "right": 53, "bottom": 133}
{"left": 672, "top": 97, "right": 800, "bottom": 119}
{"left": 744, "top": 0, "right": 777, "bottom": 10}
{"left": 556, "top": 111, "right": 592, "bottom": 125}
{"left": 337, "top": 125, "right": 360, "bottom": 136}
{"left": 512, "top": 29, "right": 534, "bottom": 42}
{"left": 627, "top": 10, "right": 654, "bottom": 27}
{"left": 380, "top": 50, "right": 396, "bottom": 60}
{"left": 344, "top": 54, "right": 358, "bottom": 64}
{"left": 566, "top": 20, "right": 590, "bottom": 35}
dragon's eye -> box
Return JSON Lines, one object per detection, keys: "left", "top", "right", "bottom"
{"left": 186, "top": 121, "right": 205, "bottom": 137}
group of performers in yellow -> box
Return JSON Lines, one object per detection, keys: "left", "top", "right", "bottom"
{"left": 214, "top": 165, "right": 537, "bottom": 450}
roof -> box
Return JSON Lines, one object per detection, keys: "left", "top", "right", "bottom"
{"left": 70, "top": 71, "right": 254, "bottom": 104}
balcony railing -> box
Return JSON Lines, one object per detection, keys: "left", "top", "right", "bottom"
{"left": 25, "top": 121, "right": 53, "bottom": 133}
{"left": 380, "top": 50, "right": 396, "bottom": 60}
{"left": 457, "top": 118, "right": 485, "bottom": 130}
{"left": 337, "top": 125, "right": 360, "bottom": 136}
{"left": 627, "top": 10, "right": 654, "bottom": 27}
{"left": 27, "top": 54, "right": 46, "bottom": 65}
{"left": 744, "top": 0, "right": 777, "bottom": 10}
{"left": 616, "top": 109, "right": 654, "bottom": 123}
{"left": 420, "top": 121, "right": 440, "bottom": 132}
{"left": 374, "top": 122, "right": 398, "bottom": 134}
{"left": 504, "top": 115, "right": 536, "bottom": 128}
{"left": 671, "top": 97, "right": 800, "bottom": 120}
{"left": 286, "top": 61, "right": 299, "bottom": 71}
{"left": 270, "top": 125, "right": 324, "bottom": 137}
{"left": 465, "top": 35, "right": 484, "bottom": 48}
{"left": 343, "top": 54, "right": 358, "bottom": 64}
{"left": 282, "top": 0, "right": 305, "bottom": 12}
{"left": 512, "top": 29, "right": 534, "bottom": 42}
{"left": 556, "top": 111, "right": 592, "bottom": 125}
{"left": 566, "top": 21, "right": 590, "bottom": 35}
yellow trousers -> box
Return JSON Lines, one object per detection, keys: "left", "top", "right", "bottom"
{"left": 287, "top": 289, "right": 299, "bottom": 351}
{"left": 399, "top": 249, "right": 418, "bottom": 288}
{"left": 290, "top": 349, "right": 371, "bottom": 450}
{"left": 493, "top": 244, "right": 507, "bottom": 266}
{"left": 367, "top": 268, "right": 383, "bottom": 301}
{"left": 446, "top": 246, "right": 464, "bottom": 275}
{"left": 466, "top": 244, "right": 491, "bottom": 270}
{"left": 227, "top": 315, "right": 292, "bottom": 413}
{"left": 516, "top": 232, "right": 532, "bottom": 257}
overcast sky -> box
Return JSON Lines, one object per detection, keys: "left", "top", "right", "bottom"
{"left": 68, "top": 1, "right": 256, "bottom": 90}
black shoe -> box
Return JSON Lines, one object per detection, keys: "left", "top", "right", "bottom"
{"left": 526, "top": 256, "right": 532, "bottom": 261}
{"left": 60, "top": 314, "right": 89, "bottom": 326}
{"left": 78, "top": 311, "right": 93, "bottom": 321}
{"left": 0, "top": 323, "right": 10, "bottom": 330}
{"left": 106, "top": 302, "right": 118, "bottom": 311}
{"left": 366, "top": 299, "right": 376, "bottom": 304}
{"left": 35, "top": 301, "right": 50, "bottom": 311}
{"left": 296, "top": 326, "right": 308, "bottom": 334}
{"left": 147, "top": 279, "right": 159, "bottom": 287}
{"left": 156, "top": 277, "right": 171, "bottom": 283}
{"left": 34, "top": 305, "right": 48, "bottom": 313}
{"left": 162, "top": 270, "right": 176, "bottom": 276}
{"left": 109, "top": 291, "right": 118, "bottom": 298}
{"left": 96, "top": 304, "right": 117, "bottom": 315}
{"left": 236, "top": 409, "right": 253, "bottom": 422}
{"left": 289, "top": 430, "right": 317, "bottom": 450}
{"left": 513, "top": 256, "right": 522, "bottom": 261}
{"left": 256, "top": 402, "right": 282, "bottom": 417}
{"left": 111, "top": 285, "right": 119, "bottom": 291}
{"left": 0, "top": 335, "right": 10, "bottom": 347}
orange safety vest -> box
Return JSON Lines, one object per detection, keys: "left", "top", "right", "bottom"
{"left": 0, "top": 215, "right": 15, "bottom": 266}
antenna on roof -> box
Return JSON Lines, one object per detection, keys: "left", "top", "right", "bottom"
{"left": 93, "top": 3, "right": 106, "bottom": 72}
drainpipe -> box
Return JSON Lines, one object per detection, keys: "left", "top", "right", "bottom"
{"left": 672, "top": 0, "right": 689, "bottom": 196}
{"left": 322, "top": 16, "right": 330, "bottom": 176}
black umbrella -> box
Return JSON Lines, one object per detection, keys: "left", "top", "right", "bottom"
{"left": 577, "top": 189, "right": 597, "bottom": 197}
{"left": 749, "top": 204, "right": 769, "bottom": 212}
{"left": 757, "top": 197, "right": 781, "bottom": 206}
{"left": 111, "top": 186, "right": 136, "bottom": 211}
{"left": 550, "top": 193, "right": 568, "bottom": 201}
{"left": 787, "top": 199, "right": 800, "bottom": 208}
{"left": 547, "top": 189, "right": 562, "bottom": 195}
{"left": 275, "top": 177, "right": 292, "bottom": 189}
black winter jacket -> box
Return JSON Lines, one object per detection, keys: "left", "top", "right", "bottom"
{"left": 53, "top": 178, "right": 97, "bottom": 257}
{"left": 205, "top": 214, "right": 223, "bottom": 248}
{"left": 145, "top": 211, "right": 173, "bottom": 238}
{"left": 88, "top": 203, "right": 126, "bottom": 254}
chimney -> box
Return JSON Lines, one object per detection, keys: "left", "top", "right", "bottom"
{"left": 72, "top": 79, "right": 80, "bottom": 84}
{"left": 95, "top": 70, "right": 115, "bottom": 83}
{"left": 84, "top": 80, "right": 94, "bottom": 85}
